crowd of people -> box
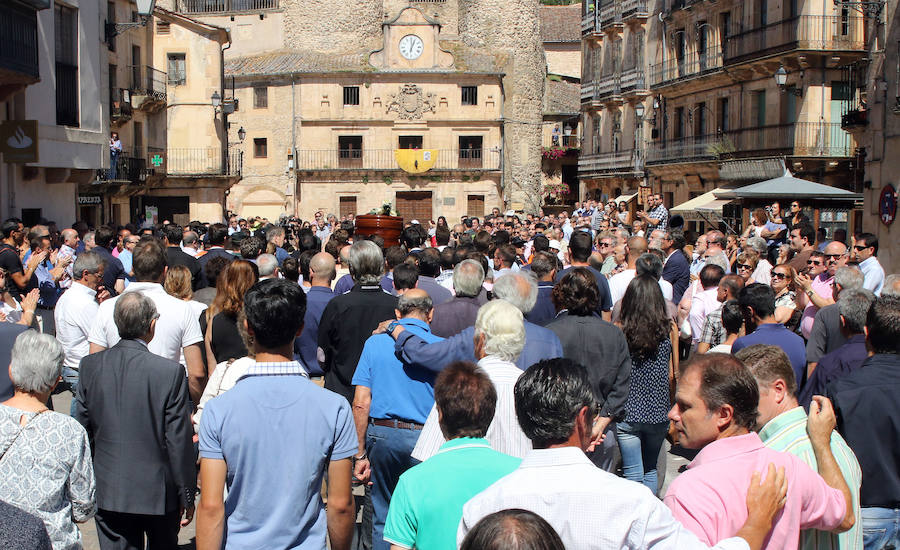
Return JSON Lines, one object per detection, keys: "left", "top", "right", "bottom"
{"left": 0, "top": 196, "right": 897, "bottom": 550}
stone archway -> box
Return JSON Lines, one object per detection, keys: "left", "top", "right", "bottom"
{"left": 237, "top": 186, "right": 287, "bottom": 220}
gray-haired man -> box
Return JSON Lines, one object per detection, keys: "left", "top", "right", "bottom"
{"left": 74, "top": 292, "right": 196, "bottom": 550}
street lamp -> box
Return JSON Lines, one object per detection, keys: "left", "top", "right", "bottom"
{"left": 774, "top": 64, "right": 802, "bottom": 96}
{"left": 237, "top": 126, "right": 246, "bottom": 142}
{"left": 211, "top": 91, "right": 222, "bottom": 109}
{"left": 634, "top": 102, "right": 645, "bottom": 119}
{"left": 108, "top": 0, "right": 156, "bottom": 37}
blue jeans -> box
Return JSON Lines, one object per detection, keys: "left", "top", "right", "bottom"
{"left": 366, "top": 423, "right": 421, "bottom": 550}
{"left": 62, "top": 367, "right": 79, "bottom": 416}
{"left": 862, "top": 507, "right": 900, "bottom": 550}
{"left": 616, "top": 421, "right": 669, "bottom": 495}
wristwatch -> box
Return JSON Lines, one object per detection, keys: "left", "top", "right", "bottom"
{"left": 386, "top": 320, "right": 401, "bottom": 336}
{"left": 805, "top": 289, "right": 815, "bottom": 298}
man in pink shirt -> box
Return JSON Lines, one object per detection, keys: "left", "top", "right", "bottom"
{"left": 797, "top": 242, "right": 848, "bottom": 338}
{"left": 665, "top": 353, "right": 855, "bottom": 550}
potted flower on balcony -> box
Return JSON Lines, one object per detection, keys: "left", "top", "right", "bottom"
{"left": 543, "top": 182, "right": 571, "bottom": 205}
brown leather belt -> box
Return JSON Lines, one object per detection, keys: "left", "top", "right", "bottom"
{"left": 370, "top": 418, "right": 424, "bottom": 431}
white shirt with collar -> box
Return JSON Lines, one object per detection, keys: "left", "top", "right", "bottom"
{"left": 459, "top": 446, "right": 750, "bottom": 550}
{"left": 88, "top": 281, "right": 203, "bottom": 363}
{"left": 54, "top": 281, "right": 99, "bottom": 371}
{"left": 689, "top": 286, "right": 721, "bottom": 345}
{"left": 859, "top": 256, "right": 885, "bottom": 296}
{"left": 609, "top": 269, "right": 674, "bottom": 305}
{"left": 412, "top": 355, "right": 531, "bottom": 461}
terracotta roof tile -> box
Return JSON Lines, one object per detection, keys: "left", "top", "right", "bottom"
{"left": 540, "top": 4, "right": 582, "bottom": 43}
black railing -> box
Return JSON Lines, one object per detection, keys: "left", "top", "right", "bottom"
{"left": 0, "top": 3, "right": 39, "bottom": 79}
{"left": 166, "top": 147, "right": 242, "bottom": 176}
{"left": 296, "top": 148, "right": 502, "bottom": 171}
{"left": 98, "top": 152, "right": 147, "bottom": 184}
{"left": 724, "top": 15, "right": 865, "bottom": 64}
{"left": 841, "top": 109, "right": 868, "bottom": 129}
{"left": 145, "top": 66, "right": 167, "bottom": 102}
{"left": 650, "top": 46, "right": 723, "bottom": 88}
{"left": 177, "top": 0, "right": 278, "bottom": 13}
{"left": 56, "top": 62, "right": 79, "bottom": 127}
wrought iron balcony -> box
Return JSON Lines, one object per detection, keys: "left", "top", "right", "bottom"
{"left": 0, "top": 3, "right": 40, "bottom": 83}
{"left": 127, "top": 65, "right": 167, "bottom": 110}
{"left": 724, "top": 15, "right": 865, "bottom": 66}
{"left": 579, "top": 149, "right": 643, "bottom": 177}
{"left": 97, "top": 153, "right": 147, "bottom": 184}
{"left": 646, "top": 122, "right": 856, "bottom": 165}
{"left": 649, "top": 46, "right": 723, "bottom": 88}
{"left": 840, "top": 109, "right": 868, "bottom": 130}
{"left": 621, "top": 67, "right": 649, "bottom": 96}
{"left": 544, "top": 135, "right": 581, "bottom": 149}
{"left": 166, "top": 147, "right": 243, "bottom": 177}
{"left": 622, "top": 0, "right": 649, "bottom": 21}
{"left": 295, "top": 149, "right": 501, "bottom": 171}
{"left": 177, "top": 0, "right": 279, "bottom": 13}
{"left": 599, "top": 0, "right": 623, "bottom": 30}
{"left": 593, "top": 75, "right": 622, "bottom": 102}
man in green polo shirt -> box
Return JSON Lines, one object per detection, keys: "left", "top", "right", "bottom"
{"left": 384, "top": 361, "right": 520, "bottom": 550}
{"left": 736, "top": 344, "right": 863, "bottom": 550}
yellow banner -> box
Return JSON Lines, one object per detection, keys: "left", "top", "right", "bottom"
{"left": 395, "top": 149, "right": 438, "bottom": 173}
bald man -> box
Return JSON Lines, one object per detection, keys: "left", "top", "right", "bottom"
{"left": 59, "top": 228, "right": 80, "bottom": 289}
{"left": 608, "top": 236, "right": 649, "bottom": 304}
{"left": 295, "top": 252, "right": 337, "bottom": 376}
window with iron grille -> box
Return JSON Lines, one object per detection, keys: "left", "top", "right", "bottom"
{"left": 156, "top": 21, "right": 170, "bottom": 34}
{"left": 167, "top": 53, "right": 186, "bottom": 85}
{"left": 55, "top": 3, "right": 79, "bottom": 127}
{"left": 461, "top": 86, "right": 477, "bottom": 106}
{"left": 254, "top": 86, "right": 268, "bottom": 109}
{"left": 343, "top": 86, "right": 360, "bottom": 105}
{"left": 254, "top": 138, "right": 267, "bottom": 158}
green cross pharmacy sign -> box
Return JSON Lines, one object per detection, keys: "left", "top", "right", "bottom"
{"left": 151, "top": 154, "right": 164, "bottom": 167}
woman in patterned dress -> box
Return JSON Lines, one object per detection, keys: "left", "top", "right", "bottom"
{"left": 615, "top": 275, "right": 678, "bottom": 495}
{"left": 0, "top": 331, "right": 95, "bottom": 549}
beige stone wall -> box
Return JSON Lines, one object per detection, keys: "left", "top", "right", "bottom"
{"left": 460, "top": 0, "right": 546, "bottom": 214}
{"left": 280, "top": 0, "right": 383, "bottom": 53}
{"left": 296, "top": 176, "right": 502, "bottom": 220}
{"left": 545, "top": 43, "right": 581, "bottom": 79}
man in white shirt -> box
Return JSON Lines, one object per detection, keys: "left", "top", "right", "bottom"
{"left": 57, "top": 228, "right": 79, "bottom": 289}
{"left": 55, "top": 251, "right": 106, "bottom": 396}
{"left": 852, "top": 233, "right": 885, "bottom": 296}
{"left": 459, "top": 357, "right": 788, "bottom": 550}
{"left": 412, "top": 299, "right": 531, "bottom": 461}
{"left": 609, "top": 238, "right": 673, "bottom": 304}
{"left": 689, "top": 264, "right": 726, "bottom": 350}
{"left": 88, "top": 240, "right": 205, "bottom": 403}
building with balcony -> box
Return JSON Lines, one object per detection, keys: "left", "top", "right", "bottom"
{"left": 580, "top": 0, "right": 867, "bottom": 234}
{"left": 88, "top": 6, "right": 241, "bottom": 225}
{"left": 164, "top": 0, "right": 546, "bottom": 220}
{"left": 0, "top": 0, "right": 106, "bottom": 226}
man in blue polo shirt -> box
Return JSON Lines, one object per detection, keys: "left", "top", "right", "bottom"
{"left": 732, "top": 283, "right": 806, "bottom": 384}
{"left": 384, "top": 361, "right": 520, "bottom": 550}
{"left": 352, "top": 289, "right": 444, "bottom": 550}
{"left": 197, "top": 279, "right": 356, "bottom": 550}
{"left": 294, "top": 252, "right": 336, "bottom": 375}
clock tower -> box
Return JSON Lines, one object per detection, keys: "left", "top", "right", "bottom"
{"left": 369, "top": 7, "right": 454, "bottom": 71}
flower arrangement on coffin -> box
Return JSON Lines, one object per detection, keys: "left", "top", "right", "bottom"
{"left": 369, "top": 200, "right": 398, "bottom": 216}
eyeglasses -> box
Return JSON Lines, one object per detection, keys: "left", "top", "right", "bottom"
{"left": 736, "top": 263, "right": 753, "bottom": 271}
{"left": 599, "top": 242, "right": 611, "bottom": 247}
{"left": 807, "top": 260, "right": 823, "bottom": 266}
{"left": 770, "top": 271, "right": 788, "bottom": 280}
{"left": 853, "top": 245, "right": 870, "bottom": 251}
{"left": 824, "top": 253, "right": 845, "bottom": 259}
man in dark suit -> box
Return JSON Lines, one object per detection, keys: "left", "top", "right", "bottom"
{"left": 74, "top": 292, "right": 196, "bottom": 550}
{"left": 198, "top": 223, "right": 234, "bottom": 287}
{"left": 661, "top": 229, "right": 691, "bottom": 304}
{"left": 163, "top": 224, "right": 204, "bottom": 291}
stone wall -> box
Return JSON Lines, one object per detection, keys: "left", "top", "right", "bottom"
{"left": 459, "top": 0, "right": 546, "bottom": 214}
{"left": 281, "top": 0, "right": 384, "bottom": 53}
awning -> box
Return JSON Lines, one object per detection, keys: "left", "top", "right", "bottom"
{"left": 670, "top": 188, "right": 732, "bottom": 222}
{"left": 613, "top": 191, "right": 639, "bottom": 203}
{"left": 716, "top": 169, "right": 863, "bottom": 201}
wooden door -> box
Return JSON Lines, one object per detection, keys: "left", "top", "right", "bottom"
{"left": 395, "top": 191, "right": 433, "bottom": 223}
{"left": 467, "top": 195, "right": 485, "bottom": 217}
{"left": 339, "top": 196, "right": 357, "bottom": 218}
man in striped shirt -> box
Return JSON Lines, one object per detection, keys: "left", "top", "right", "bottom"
{"left": 736, "top": 344, "right": 863, "bottom": 550}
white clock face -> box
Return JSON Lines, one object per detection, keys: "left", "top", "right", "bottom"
{"left": 398, "top": 34, "right": 424, "bottom": 60}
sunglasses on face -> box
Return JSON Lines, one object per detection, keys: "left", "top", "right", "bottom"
{"left": 600, "top": 242, "right": 611, "bottom": 247}
{"left": 807, "top": 260, "right": 822, "bottom": 266}
{"left": 824, "top": 253, "right": 845, "bottom": 259}
{"left": 770, "top": 271, "right": 788, "bottom": 280}
{"left": 853, "top": 245, "right": 869, "bottom": 251}
{"left": 736, "top": 263, "right": 753, "bottom": 271}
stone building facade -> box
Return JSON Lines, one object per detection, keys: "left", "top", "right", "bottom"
{"left": 169, "top": 0, "right": 545, "bottom": 220}
{"left": 580, "top": 0, "right": 867, "bottom": 234}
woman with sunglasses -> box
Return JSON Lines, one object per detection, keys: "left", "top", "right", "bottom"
{"left": 770, "top": 264, "right": 798, "bottom": 325}
{"left": 735, "top": 251, "right": 759, "bottom": 284}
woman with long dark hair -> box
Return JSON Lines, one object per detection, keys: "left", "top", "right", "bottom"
{"left": 203, "top": 259, "right": 259, "bottom": 366}
{"left": 616, "top": 274, "right": 678, "bottom": 494}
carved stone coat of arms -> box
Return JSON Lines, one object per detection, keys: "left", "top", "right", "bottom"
{"left": 386, "top": 84, "right": 436, "bottom": 120}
